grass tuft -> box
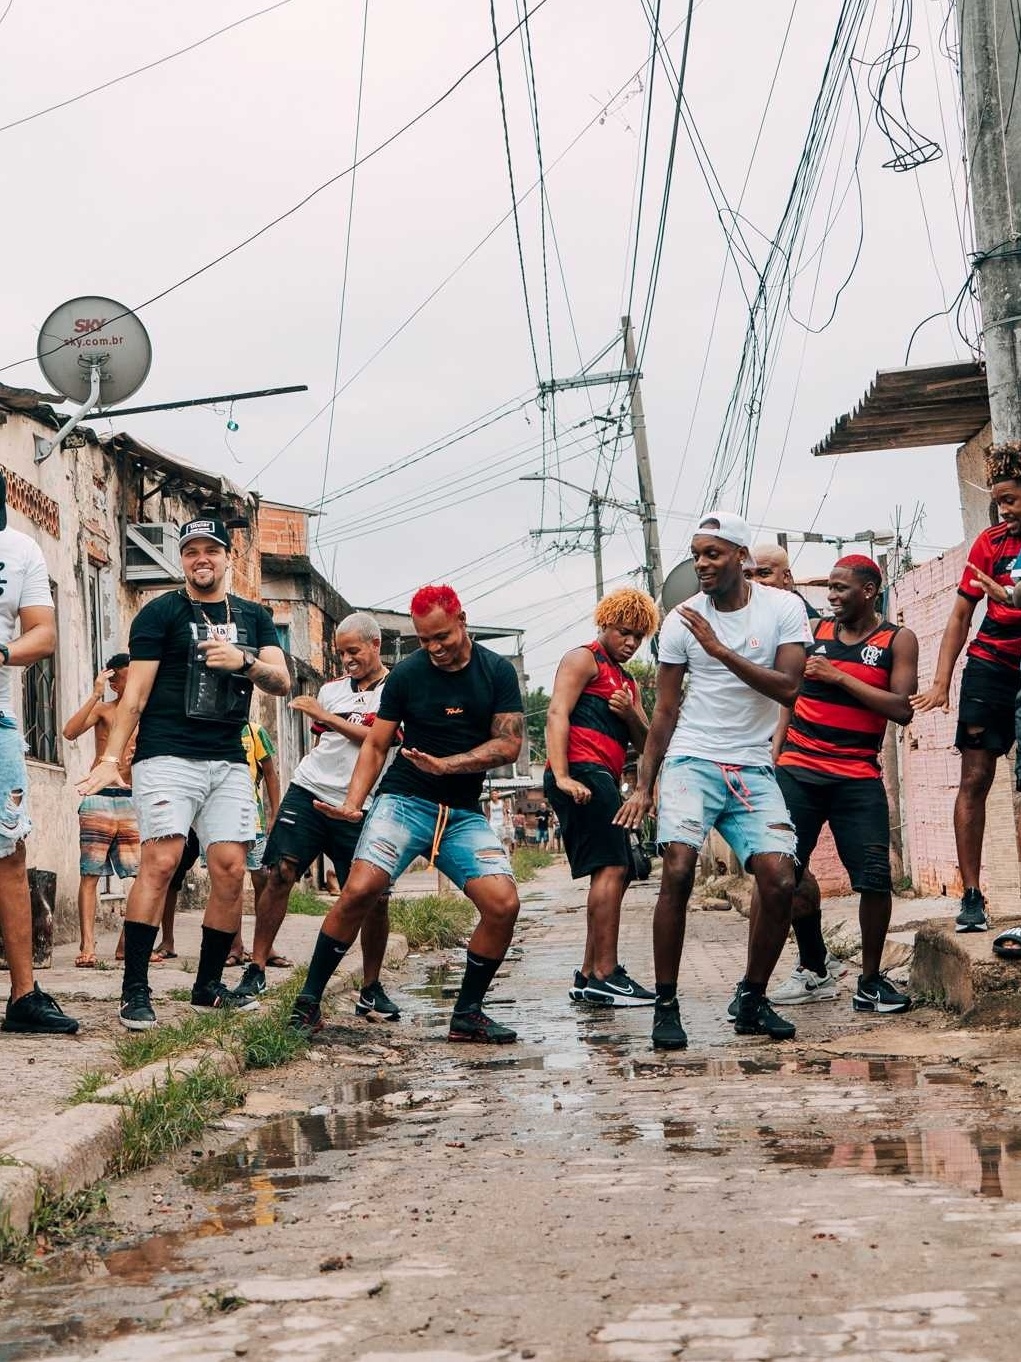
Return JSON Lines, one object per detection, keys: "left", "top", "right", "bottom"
{"left": 114, "top": 1012, "right": 223, "bottom": 1071}
{"left": 511, "top": 846, "right": 554, "bottom": 882}
{"left": 113, "top": 1061, "right": 244, "bottom": 1175}
{"left": 287, "top": 887, "right": 331, "bottom": 915}
{"left": 387, "top": 894, "right": 476, "bottom": 949}
{"left": 238, "top": 968, "right": 311, "bottom": 1069}
{"left": 69, "top": 1068, "right": 113, "bottom": 1105}
{"left": 0, "top": 1184, "right": 108, "bottom": 1265}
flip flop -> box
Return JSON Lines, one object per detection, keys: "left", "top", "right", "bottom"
{"left": 150, "top": 948, "right": 178, "bottom": 963}
{"left": 992, "top": 926, "right": 1021, "bottom": 960}
{"left": 75, "top": 953, "right": 97, "bottom": 968}
{"left": 266, "top": 954, "right": 294, "bottom": 969}
{"left": 225, "top": 954, "right": 246, "bottom": 968}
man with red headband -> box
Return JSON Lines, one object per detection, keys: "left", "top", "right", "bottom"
{"left": 774, "top": 555, "right": 918, "bottom": 1013}
{"left": 288, "top": 585, "right": 525, "bottom": 1043}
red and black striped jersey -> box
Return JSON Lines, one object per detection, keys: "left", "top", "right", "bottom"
{"left": 959, "top": 522, "right": 1021, "bottom": 671}
{"left": 559, "top": 641, "right": 638, "bottom": 781}
{"left": 778, "top": 618, "right": 900, "bottom": 782}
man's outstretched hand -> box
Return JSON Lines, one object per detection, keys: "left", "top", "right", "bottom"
{"left": 313, "top": 800, "right": 363, "bottom": 823}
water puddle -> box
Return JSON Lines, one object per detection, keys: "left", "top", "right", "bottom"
{"left": 628, "top": 1054, "right": 974, "bottom": 1086}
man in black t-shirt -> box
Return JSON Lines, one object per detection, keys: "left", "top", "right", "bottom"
{"left": 77, "top": 518, "right": 290, "bottom": 1031}
{"left": 290, "top": 583, "right": 525, "bottom": 1044}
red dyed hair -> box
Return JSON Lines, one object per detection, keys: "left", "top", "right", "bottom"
{"left": 833, "top": 554, "right": 882, "bottom": 589}
{"left": 410, "top": 584, "right": 462, "bottom": 618}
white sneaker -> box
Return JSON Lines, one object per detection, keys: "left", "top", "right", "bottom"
{"left": 769, "top": 966, "right": 839, "bottom": 1006}
{"left": 825, "top": 951, "right": 849, "bottom": 981}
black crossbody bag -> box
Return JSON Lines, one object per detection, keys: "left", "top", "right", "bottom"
{"left": 182, "top": 593, "right": 254, "bottom": 724}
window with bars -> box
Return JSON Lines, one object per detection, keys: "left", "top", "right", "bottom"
{"left": 22, "top": 581, "right": 60, "bottom": 765}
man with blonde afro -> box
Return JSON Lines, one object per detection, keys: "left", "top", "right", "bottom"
{"left": 545, "top": 587, "right": 658, "bottom": 1005}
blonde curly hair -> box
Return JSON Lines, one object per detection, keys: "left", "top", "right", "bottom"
{"left": 985, "top": 441, "right": 1021, "bottom": 487}
{"left": 594, "top": 586, "right": 659, "bottom": 638}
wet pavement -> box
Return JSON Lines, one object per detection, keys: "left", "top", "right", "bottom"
{"left": 3, "top": 866, "right": 1021, "bottom": 1361}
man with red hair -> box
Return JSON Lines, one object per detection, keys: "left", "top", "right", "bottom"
{"left": 774, "top": 555, "right": 918, "bottom": 1013}
{"left": 289, "top": 584, "right": 525, "bottom": 1043}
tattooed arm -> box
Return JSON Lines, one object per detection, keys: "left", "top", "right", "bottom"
{"left": 401, "top": 711, "right": 524, "bottom": 777}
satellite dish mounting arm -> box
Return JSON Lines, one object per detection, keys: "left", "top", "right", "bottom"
{"left": 34, "top": 360, "right": 103, "bottom": 465}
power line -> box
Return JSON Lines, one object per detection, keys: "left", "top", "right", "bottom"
{"left": 517, "top": 0, "right": 555, "bottom": 384}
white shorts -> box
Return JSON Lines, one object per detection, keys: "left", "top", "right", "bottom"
{"left": 132, "top": 757, "right": 256, "bottom": 849}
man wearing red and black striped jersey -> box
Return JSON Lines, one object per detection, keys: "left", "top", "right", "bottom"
{"left": 911, "top": 473, "right": 1021, "bottom": 933}
{"left": 775, "top": 556, "right": 918, "bottom": 1014}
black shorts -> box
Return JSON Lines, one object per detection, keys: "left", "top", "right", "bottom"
{"left": 544, "top": 762, "right": 629, "bottom": 880}
{"left": 169, "top": 828, "right": 201, "bottom": 891}
{"left": 955, "top": 658, "right": 1021, "bottom": 756}
{"left": 776, "top": 767, "right": 892, "bottom": 894}
{"left": 262, "top": 783, "right": 364, "bottom": 882}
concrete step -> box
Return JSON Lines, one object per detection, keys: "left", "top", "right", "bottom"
{"left": 910, "top": 916, "right": 1021, "bottom": 1024}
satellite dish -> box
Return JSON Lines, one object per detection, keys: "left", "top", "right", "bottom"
{"left": 33, "top": 296, "right": 152, "bottom": 463}
{"left": 37, "top": 296, "right": 152, "bottom": 409}
{"left": 660, "top": 557, "right": 699, "bottom": 613}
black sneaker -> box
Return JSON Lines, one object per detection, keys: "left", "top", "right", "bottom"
{"left": 582, "top": 965, "right": 656, "bottom": 1007}
{"left": 233, "top": 963, "right": 267, "bottom": 1003}
{"left": 726, "top": 984, "right": 740, "bottom": 1020}
{"left": 651, "top": 998, "right": 688, "bottom": 1050}
{"left": 448, "top": 1007, "right": 518, "bottom": 1044}
{"left": 191, "top": 980, "right": 259, "bottom": 1013}
{"left": 2, "top": 983, "right": 80, "bottom": 1035}
{"left": 568, "top": 970, "right": 589, "bottom": 1002}
{"left": 852, "top": 973, "right": 911, "bottom": 1014}
{"left": 733, "top": 988, "right": 796, "bottom": 1040}
{"left": 289, "top": 994, "right": 324, "bottom": 1036}
{"left": 956, "top": 888, "right": 989, "bottom": 933}
{"left": 118, "top": 985, "right": 156, "bottom": 1032}
{"left": 355, "top": 981, "right": 401, "bottom": 1020}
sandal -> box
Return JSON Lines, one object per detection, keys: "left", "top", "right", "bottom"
{"left": 225, "top": 953, "right": 247, "bottom": 968}
{"left": 150, "top": 948, "right": 178, "bottom": 963}
{"left": 75, "top": 952, "right": 97, "bottom": 968}
{"left": 993, "top": 926, "right": 1021, "bottom": 960}
{"left": 266, "top": 954, "right": 294, "bottom": 969}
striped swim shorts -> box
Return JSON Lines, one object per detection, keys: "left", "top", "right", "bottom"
{"left": 78, "top": 786, "right": 140, "bottom": 879}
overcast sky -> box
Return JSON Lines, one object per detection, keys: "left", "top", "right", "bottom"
{"left": 0, "top": 1, "right": 975, "bottom": 687}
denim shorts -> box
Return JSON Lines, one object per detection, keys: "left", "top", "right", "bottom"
{"left": 353, "top": 793, "right": 514, "bottom": 889}
{"left": 78, "top": 788, "right": 140, "bottom": 878}
{"left": 0, "top": 716, "right": 31, "bottom": 859}
{"left": 132, "top": 757, "right": 257, "bottom": 849}
{"left": 657, "top": 755, "right": 797, "bottom": 869}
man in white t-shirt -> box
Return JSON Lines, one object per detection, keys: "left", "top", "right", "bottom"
{"left": 615, "top": 512, "right": 810, "bottom": 1051}
{"left": 0, "top": 477, "right": 79, "bottom": 1035}
{"left": 233, "top": 612, "right": 399, "bottom": 1018}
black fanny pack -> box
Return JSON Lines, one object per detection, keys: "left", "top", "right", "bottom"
{"left": 183, "top": 595, "right": 254, "bottom": 724}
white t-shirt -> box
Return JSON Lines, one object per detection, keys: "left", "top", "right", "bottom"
{"left": 489, "top": 804, "right": 508, "bottom": 837}
{"left": 658, "top": 583, "right": 811, "bottom": 767}
{"left": 291, "top": 675, "right": 393, "bottom": 807}
{"left": 0, "top": 529, "right": 53, "bottom": 715}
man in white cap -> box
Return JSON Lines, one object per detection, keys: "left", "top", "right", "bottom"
{"left": 615, "top": 512, "right": 811, "bottom": 1049}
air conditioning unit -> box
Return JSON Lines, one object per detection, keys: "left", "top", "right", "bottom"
{"left": 124, "top": 522, "right": 184, "bottom": 583}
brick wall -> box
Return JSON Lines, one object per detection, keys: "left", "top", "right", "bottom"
{"left": 891, "top": 546, "right": 1021, "bottom": 911}
{"left": 258, "top": 502, "right": 308, "bottom": 557}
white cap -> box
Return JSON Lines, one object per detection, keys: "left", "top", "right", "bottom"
{"left": 695, "top": 511, "right": 755, "bottom": 561}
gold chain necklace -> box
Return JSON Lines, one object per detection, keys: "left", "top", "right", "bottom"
{"left": 185, "top": 591, "right": 231, "bottom": 629}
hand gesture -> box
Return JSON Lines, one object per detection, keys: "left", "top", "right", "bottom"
{"left": 290, "top": 695, "right": 327, "bottom": 722}
{"left": 804, "top": 656, "right": 843, "bottom": 685}
{"left": 77, "top": 762, "right": 129, "bottom": 798}
{"left": 910, "top": 682, "right": 950, "bottom": 714}
{"left": 313, "top": 799, "right": 363, "bottom": 823}
{"left": 678, "top": 605, "right": 725, "bottom": 657}
{"left": 555, "top": 774, "right": 592, "bottom": 805}
{"left": 92, "top": 669, "right": 113, "bottom": 698}
{"left": 613, "top": 788, "right": 653, "bottom": 830}
{"left": 607, "top": 686, "right": 635, "bottom": 718}
{"left": 401, "top": 746, "right": 449, "bottom": 776}
{"left": 967, "top": 561, "right": 1014, "bottom": 606}
{"left": 198, "top": 638, "right": 244, "bottom": 673}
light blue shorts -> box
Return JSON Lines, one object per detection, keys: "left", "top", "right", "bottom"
{"left": 353, "top": 794, "right": 514, "bottom": 889}
{"left": 0, "top": 717, "right": 31, "bottom": 859}
{"left": 132, "top": 757, "right": 256, "bottom": 849}
{"left": 657, "top": 756, "right": 797, "bottom": 869}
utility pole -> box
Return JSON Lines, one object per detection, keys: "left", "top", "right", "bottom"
{"left": 523, "top": 475, "right": 638, "bottom": 605}
{"left": 590, "top": 491, "right": 605, "bottom": 598}
{"left": 958, "top": 1, "right": 1021, "bottom": 447}
{"left": 622, "top": 315, "right": 664, "bottom": 600}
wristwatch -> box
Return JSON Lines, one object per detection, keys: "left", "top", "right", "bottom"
{"left": 0, "top": 644, "right": 9, "bottom": 667}
{"left": 238, "top": 649, "right": 258, "bottom": 674}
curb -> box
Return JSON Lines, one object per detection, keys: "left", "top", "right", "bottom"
{"left": 0, "top": 934, "right": 411, "bottom": 1240}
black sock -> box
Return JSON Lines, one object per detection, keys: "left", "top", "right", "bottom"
{"left": 792, "top": 909, "right": 827, "bottom": 976}
{"left": 304, "top": 930, "right": 352, "bottom": 1002}
{"left": 196, "top": 926, "right": 236, "bottom": 991}
{"left": 738, "top": 978, "right": 765, "bottom": 999}
{"left": 656, "top": 982, "right": 677, "bottom": 1004}
{"left": 122, "top": 921, "right": 158, "bottom": 994}
{"left": 454, "top": 950, "right": 503, "bottom": 1013}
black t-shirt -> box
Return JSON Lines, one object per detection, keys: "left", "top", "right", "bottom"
{"left": 130, "top": 591, "right": 279, "bottom": 764}
{"left": 377, "top": 644, "right": 523, "bottom": 810}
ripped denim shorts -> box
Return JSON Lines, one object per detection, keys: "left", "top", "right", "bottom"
{"left": 0, "top": 714, "right": 32, "bottom": 858}
{"left": 657, "top": 756, "right": 797, "bottom": 870}
{"left": 353, "top": 794, "right": 514, "bottom": 889}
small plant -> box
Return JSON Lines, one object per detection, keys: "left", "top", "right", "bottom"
{"left": 511, "top": 847, "right": 554, "bottom": 882}
{"left": 0, "top": 1183, "right": 109, "bottom": 1265}
{"left": 69, "top": 1068, "right": 112, "bottom": 1105}
{"left": 113, "top": 1061, "right": 244, "bottom": 1175}
{"left": 288, "top": 887, "right": 330, "bottom": 915}
{"left": 114, "top": 1011, "right": 224, "bottom": 1071}
{"left": 388, "top": 894, "right": 476, "bottom": 949}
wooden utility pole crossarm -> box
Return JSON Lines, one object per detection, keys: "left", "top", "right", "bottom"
{"left": 621, "top": 315, "right": 664, "bottom": 601}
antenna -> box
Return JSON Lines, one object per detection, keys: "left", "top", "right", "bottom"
{"left": 35, "top": 296, "right": 152, "bottom": 464}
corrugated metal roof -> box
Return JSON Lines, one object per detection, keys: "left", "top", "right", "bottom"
{"left": 813, "top": 360, "right": 989, "bottom": 457}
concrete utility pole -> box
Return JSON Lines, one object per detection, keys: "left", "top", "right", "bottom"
{"left": 621, "top": 315, "right": 664, "bottom": 600}
{"left": 958, "top": 0, "right": 1021, "bottom": 446}
{"left": 524, "top": 474, "right": 637, "bottom": 605}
